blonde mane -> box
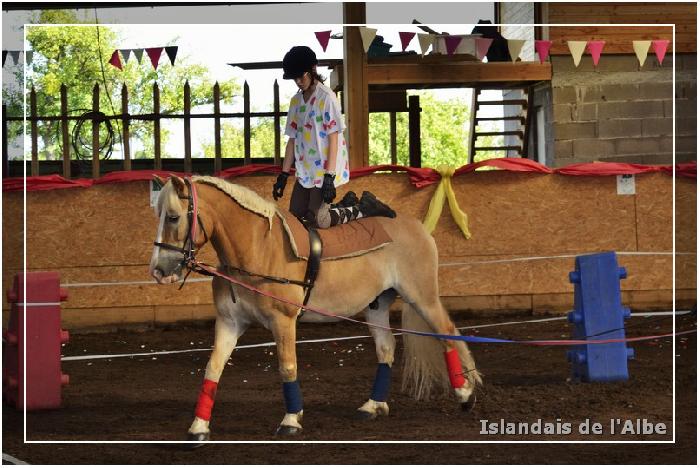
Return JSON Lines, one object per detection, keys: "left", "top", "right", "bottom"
{"left": 193, "top": 176, "right": 276, "bottom": 229}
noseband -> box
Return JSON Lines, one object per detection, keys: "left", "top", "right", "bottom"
{"left": 153, "top": 177, "right": 209, "bottom": 279}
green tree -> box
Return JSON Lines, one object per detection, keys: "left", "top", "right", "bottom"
{"left": 8, "top": 10, "right": 239, "bottom": 161}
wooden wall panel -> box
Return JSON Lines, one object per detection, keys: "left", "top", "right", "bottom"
{"left": 546, "top": 2, "right": 695, "bottom": 54}
{"left": 2, "top": 170, "right": 694, "bottom": 328}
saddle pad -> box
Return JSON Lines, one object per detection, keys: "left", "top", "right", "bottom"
{"left": 278, "top": 210, "right": 393, "bottom": 261}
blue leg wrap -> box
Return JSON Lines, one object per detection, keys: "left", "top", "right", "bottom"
{"left": 370, "top": 363, "right": 392, "bottom": 402}
{"left": 282, "top": 381, "right": 303, "bottom": 413}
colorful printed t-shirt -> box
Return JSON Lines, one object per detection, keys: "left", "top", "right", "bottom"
{"left": 284, "top": 82, "right": 350, "bottom": 189}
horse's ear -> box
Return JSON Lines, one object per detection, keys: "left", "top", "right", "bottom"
{"left": 153, "top": 175, "right": 165, "bottom": 187}
{"left": 169, "top": 175, "right": 186, "bottom": 197}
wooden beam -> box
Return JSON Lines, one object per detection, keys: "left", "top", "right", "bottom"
{"left": 343, "top": 2, "right": 369, "bottom": 170}
{"left": 366, "top": 62, "right": 552, "bottom": 86}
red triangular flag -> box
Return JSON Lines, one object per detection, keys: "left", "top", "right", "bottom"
{"left": 108, "top": 50, "right": 122, "bottom": 70}
{"left": 652, "top": 39, "right": 670, "bottom": 65}
{"left": 399, "top": 32, "right": 416, "bottom": 52}
{"left": 534, "top": 40, "right": 552, "bottom": 63}
{"left": 315, "top": 31, "right": 331, "bottom": 52}
{"left": 146, "top": 47, "right": 163, "bottom": 70}
{"left": 444, "top": 35, "right": 462, "bottom": 55}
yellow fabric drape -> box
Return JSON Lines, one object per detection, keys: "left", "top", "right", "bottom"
{"left": 422, "top": 165, "right": 471, "bottom": 239}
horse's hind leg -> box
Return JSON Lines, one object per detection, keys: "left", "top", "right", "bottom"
{"left": 357, "top": 289, "right": 397, "bottom": 419}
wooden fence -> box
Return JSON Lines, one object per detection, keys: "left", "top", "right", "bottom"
{"left": 2, "top": 80, "right": 418, "bottom": 179}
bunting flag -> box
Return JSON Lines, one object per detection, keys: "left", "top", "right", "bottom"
{"left": 633, "top": 40, "right": 651, "bottom": 67}
{"left": 475, "top": 37, "right": 493, "bottom": 60}
{"left": 567, "top": 41, "right": 587, "bottom": 67}
{"left": 2, "top": 51, "right": 7, "bottom": 67}
{"left": 417, "top": 33, "right": 432, "bottom": 56}
{"left": 146, "top": 47, "right": 163, "bottom": 70}
{"left": 314, "top": 30, "right": 331, "bottom": 52}
{"left": 444, "top": 35, "right": 462, "bottom": 55}
{"left": 652, "top": 39, "right": 670, "bottom": 65}
{"left": 120, "top": 49, "right": 132, "bottom": 63}
{"left": 108, "top": 50, "right": 122, "bottom": 70}
{"left": 399, "top": 31, "right": 416, "bottom": 52}
{"left": 587, "top": 40, "right": 605, "bottom": 67}
{"left": 132, "top": 49, "right": 144, "bottom": 64}
{"left": 358, "top": 27, "right": 377, "bottom": 53}
{"left": 26, "top": 51, "right": 33, "bottom": 65}
{"left": 507, "top": 39, "right": 525, "bottom": 63}
{"left": 9, "top": 51, "right": 20, "bottom": 65}
{"left": 534, "top": 40, "right": 552, "bottom": 63}
{"left": 165, "top": 46, "right": 178, "bottom": 66}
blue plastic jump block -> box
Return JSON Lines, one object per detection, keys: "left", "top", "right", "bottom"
{"left": 566, "top": 252, "right": 634, "bottom": 382}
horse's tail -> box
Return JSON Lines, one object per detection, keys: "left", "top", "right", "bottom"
{"left": 401, "top": 302, "right": 482, "bottom": 400}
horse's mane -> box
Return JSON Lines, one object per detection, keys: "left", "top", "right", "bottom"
{"left": 193, "top": 176, "right": 276, "bottom": 229}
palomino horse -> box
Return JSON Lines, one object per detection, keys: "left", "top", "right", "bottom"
{"left": 149, "top": 175, "right": 481, "bottom": 441}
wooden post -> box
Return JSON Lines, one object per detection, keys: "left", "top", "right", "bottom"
{"left": 2, "top": 105, "right": 8, "bottom": 178}
{"left": 243, "top": 81, "right": 251, "bottom": 164}
{"left": 60, "top": 84, "right": 70, "bottom": 178}
{"left": 389, "top": 111, "right": 397, "bottom": 165}
{"left": 408, "top": 95, "right": 421, "bottom": 168}
{"left": 343, "top": 3, "right": 369, "bottom": 170}
{"left": 92, "top": 84, "right": 100, "bottom": 179}
{"left": 273, "top": 79, "right": 281, "bottom": 166}
{"left": 121, "top": 83, "right": 131, "bottom": 171}
{"left": 30, "top": 87, "right": 38, "bottom": 176}
{"left": 213, "top": 82, "right": 222, "bottom": 173}
{"left": 468, "top": 87, "right": 479, "bottom": 164}
{"left": 153, "top": 82, "right": 161, "bottom": 170}
{"left": 183, "top": 80, "right": 192, "bottom": 173}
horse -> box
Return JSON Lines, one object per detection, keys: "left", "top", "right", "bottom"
{"left": 148, "top": 175, "right": 481, "bottom": 442}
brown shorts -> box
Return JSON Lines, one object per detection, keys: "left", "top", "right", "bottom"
{"left": 289, "top": 180, "right": 332, "bottom": 228}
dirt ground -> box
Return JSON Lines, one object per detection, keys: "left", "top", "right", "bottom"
{"left": 2, "top": 312, "right": 696, "bottom": 464}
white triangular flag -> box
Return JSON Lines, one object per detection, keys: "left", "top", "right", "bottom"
{"left": 358, "top": 27, "right": 377, "bottom": 53}
{"left": 633, "top": 40, "right": 651, "bottom": 67}
{"left": 132, "top": 49, "right": 144, "bottom": 64}
{"left": 120, "top": 49, "right": 132, "bottom": 63}
{"left": 507, "top": 39, "right": 525, "bottom": 63}
{"left": 567, "top": 41, "right": 587, "bottom": 67}
{"left": 417, "top": 33, "right": 432, "bottom": 56}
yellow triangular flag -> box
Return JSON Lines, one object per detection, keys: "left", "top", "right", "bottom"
{"left": 359, "top": 27, "right": 378, "bottom": 53}
{"left": 633, "top": 40, "right": 651, "bottom": 67}
{"left": 567, "top": 41, "right": 587, "bottom": 67}
{"left": 507, "top": 39, "right": 525, "bottom": 62}
{"left": 417, "top": 33, "right": 432, "bottom": 56}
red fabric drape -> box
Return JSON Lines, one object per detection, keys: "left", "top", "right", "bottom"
{"left": 3, "top": 160, "right": 695, "bottom": 192}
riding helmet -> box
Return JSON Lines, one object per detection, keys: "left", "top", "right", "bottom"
{"left": 282, "top": 46, "right": 318, "bottom": 79}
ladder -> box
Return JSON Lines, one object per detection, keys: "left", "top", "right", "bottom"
{"left": 468, "top": 85, "right": 533, "bottom": 163}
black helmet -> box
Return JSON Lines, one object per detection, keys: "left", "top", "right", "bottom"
{"left": 282, "top": 46, "right": 318, "bottom": 79}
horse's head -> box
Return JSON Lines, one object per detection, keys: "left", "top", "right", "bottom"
{"left": 149, "top": 175, "right": 209, "bottom": 284}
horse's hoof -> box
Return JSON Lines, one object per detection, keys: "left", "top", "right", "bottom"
{"left": 355, "top": 410, "right": 377, "bottom": 420}
{"left": 275, "top": 425, "right": 302, "bottom": 436}
{"left": 461, "top": 394, "right": 477, "bottom": 413}
{"left": 184, "top": 432, "right": 210, "bottom": 450}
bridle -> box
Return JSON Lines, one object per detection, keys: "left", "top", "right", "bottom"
{"left": 153, "top": 177, "right": 210, "bottom": 287}
{"left": 151, "top": 177, "right": 317, "bottom": 303}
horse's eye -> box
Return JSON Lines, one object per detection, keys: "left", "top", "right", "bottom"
{"left": 167, "top": 215, "right": 180, "bottom": 223}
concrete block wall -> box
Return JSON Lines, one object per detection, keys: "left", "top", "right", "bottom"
{"left": 550, "top": 53, "right": 696, "bottom": 166}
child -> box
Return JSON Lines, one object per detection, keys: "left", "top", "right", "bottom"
{"left": 272, "top": 45, "right": 395, "bottom": 228}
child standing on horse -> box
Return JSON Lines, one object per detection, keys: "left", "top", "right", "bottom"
{"left": 272, "top": 45, "right": 395, "bottom": 228}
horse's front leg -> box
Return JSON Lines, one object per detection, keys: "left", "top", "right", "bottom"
{"left": 187, "top": 315, "right": 246, "bottom": 443}
{"left": 269, "top": 314, "right": 303, "bottom": 436}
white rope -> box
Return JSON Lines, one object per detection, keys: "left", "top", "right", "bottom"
{"left": 60, "top": 310, "right": 691, "bottom": 362}
{"left": 57, "top": 252, "right": 694, "bottom": 287}
{"left": 2, "top": 453, "right": 28, "bottom": 465}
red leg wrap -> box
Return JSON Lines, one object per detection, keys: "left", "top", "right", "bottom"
{"left": 444, "top": 349, "right": 466, "bottom": 388}
{"left": 194, "top": 379, "right": 218, "bottom": 421}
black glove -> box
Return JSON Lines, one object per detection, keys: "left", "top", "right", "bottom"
{"left": 321, "top": 173, "right": 336, "bottom": 204}
{"left": 273, "top": 172, "right": 289, "bottom": 200}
